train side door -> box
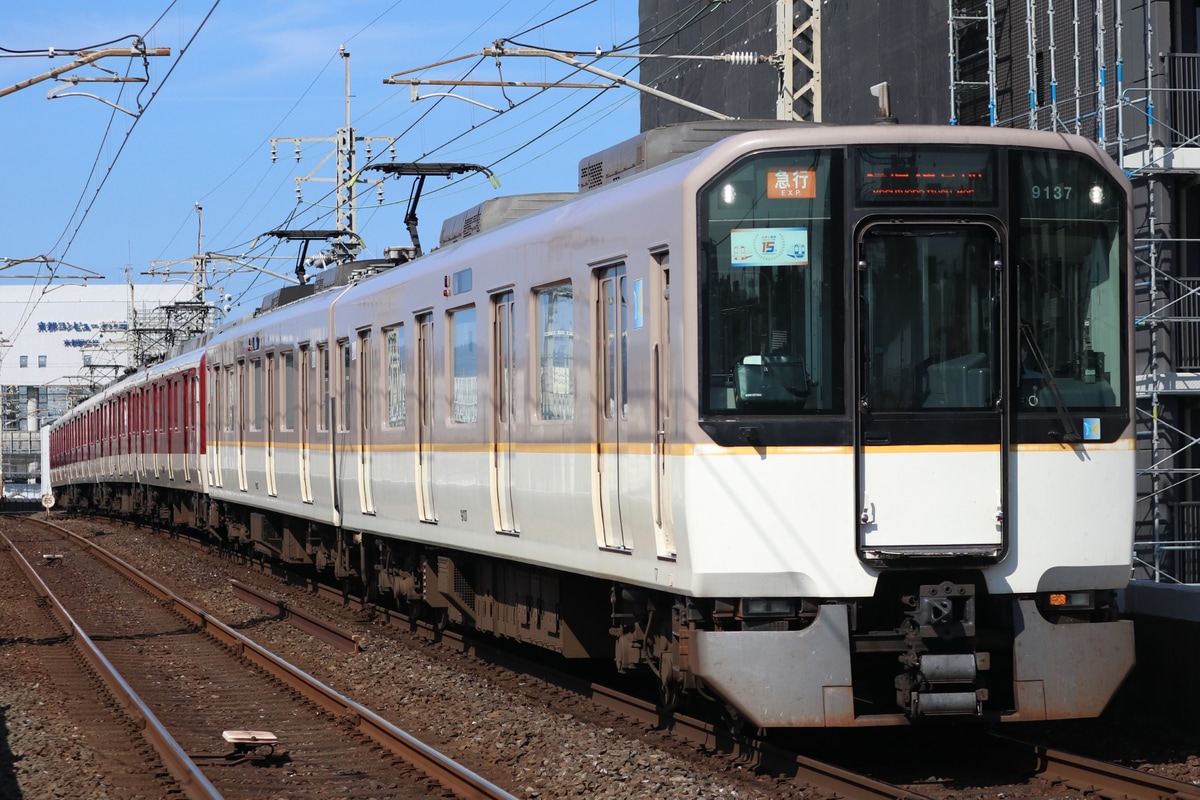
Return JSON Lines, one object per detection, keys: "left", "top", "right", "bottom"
{"left": 182, "top": 373, "right": 192, "bottom": 483}
{"left": 652, "top": 253, "right": 676, "bottom": 558}
{"left": 265, "top": 355, "right": 277, "bottom": 496}
{"left": 188, "top": 371, "right": 199, "bottom": 484}
{"left": 298, "top": 345, "right": 312, "bottom": 503}
{"left": 492, "top": 291, "right": 517, "bottom": 533}
{"left": 854, "top": 221, "right": 1006, "bottom": 558}
{"left": 209, "top": 369, "right": 221, "bottom": 489}
{"left": 167, "top": 378, "right": 177, "bottom": 481}
{"left": 595, "top": 265, "right": 630, "bottom": 550}
{"left": 356, "top": 330, "right": 375, "bottom": 514}
{"left": 236, "top": 359, "right": 248, "bottom": 492}
{"left": 416, "top": 313, "right": 437, "bottom": 523}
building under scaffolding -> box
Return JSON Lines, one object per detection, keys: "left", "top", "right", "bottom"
{"left": 638, "top": 0, "right": 1200, "bottom": 583}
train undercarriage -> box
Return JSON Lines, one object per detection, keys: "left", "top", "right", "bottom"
{"left": 59, "top": 480, "right": 1134, "bottom": 728}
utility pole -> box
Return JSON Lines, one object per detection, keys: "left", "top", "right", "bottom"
{"left": 774, "top": 0, "right": 822, "bottom": 122}
{"left": 271, "top": 46, "right": 393, "bottom": 240}
{"left": 0, "top": 334, "right": 10, "bottom": 499}
{"left": 194, "top": 202, "right": 206, "bottom": 303}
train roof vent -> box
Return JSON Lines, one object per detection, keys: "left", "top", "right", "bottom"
{"left": 439, "top": 192, "right": 575, "bottom": 246}
{"left": 256, "top": 284, "right": 317, "bottom": 314}
{"left": 312, "top": 258, "right": 399, "bottom": 290}
{"left": 577, "top": 119, "right": 817, "bottom": 191}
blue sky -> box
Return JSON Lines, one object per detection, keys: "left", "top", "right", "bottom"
{"left": 0, "top": 1, "right": 639, "bottom": 316}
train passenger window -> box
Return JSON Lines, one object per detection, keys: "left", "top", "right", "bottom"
{"left": 359, "top": 331, "right": 372, "bottom": 431}
{"left": 338, "top": 339, "right": 352, "bottom": 432}
{"left": 1012, "top": 150, "right": 1126, "bottom": 412}
{"left": 249, "top": 358, "right": 263, "bottom": 431}
{"left": 158, "top": 384, "right": 166, "bottom": 434}
{"left": 282, "top": 352, "right": 295, "bottom": 431}
{"left": 698, "top": 148, "right": 844, "bottom": 416}
{"left": 535, "top": 283, "right": 574, "bottom": 421}
{"left": 225, "top": 366, "right": 236, "bottom": 432}
{"left": 317, "top": 344, "right": 329, "bottom": 432}
{"left": 449, "top": 306, "right": 478, "bottom": 424}
{"left": 384, "top": 325, "right": 406, "bottom": 427}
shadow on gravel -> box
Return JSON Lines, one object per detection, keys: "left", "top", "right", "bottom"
{"left": 0, "top": 704, "right": 25, "bottom": 799}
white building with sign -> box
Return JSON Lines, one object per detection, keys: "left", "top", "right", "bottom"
{"left": 0, "top": 283, "right": 195, "bottom": 497}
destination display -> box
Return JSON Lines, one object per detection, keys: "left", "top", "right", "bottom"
{"left": 856, "top": 147, "right": 998, "bottom": 206}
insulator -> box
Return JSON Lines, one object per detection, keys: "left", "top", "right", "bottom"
{"left": 724, "top": 51, "right": 758, "bottom": 66}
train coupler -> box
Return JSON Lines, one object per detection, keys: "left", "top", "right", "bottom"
{"left": 896, "top": 581, "right": 990, "bottom": 717}
{"left": 896, "top": 652, "right": 991, "bottom": 717}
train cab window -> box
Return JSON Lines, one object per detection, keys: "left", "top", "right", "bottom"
{"left": 449, "top": 306, "right": 478, "bottom": 424}
{"left": 699, "top": 148, "right": 843, "bottom": 417}
{"left": 282, "top": 352, "right": 296, "bottom": 432}
{"left": 1012, "top": 150, "right": 1126, "bottom": 414}
{"left": 384, "top": 325, "right": 406, "bottom": 427}
{"left": 535, "top": 283, "right": 574, "bottom": 421}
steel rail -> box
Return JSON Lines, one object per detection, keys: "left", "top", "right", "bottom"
{"left": 991, "top": 733, "right": 1200, "bottom": 800}
{"left": 25, "top": 517, "right": 518, "bottom": 800}
{"left": 230, "top": 578, "right": 360, "bottom": 653}
{"left": 255, "top": 559, "right": 931, "bottom": 799}
{"left": 1, "top": 531, "right": 223, "bottom": 800}
{"left": 58, "top": 517, "right": 929, "bottom": 798}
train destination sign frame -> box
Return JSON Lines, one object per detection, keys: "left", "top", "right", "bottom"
{"left": 856, "top": 146, "right": 998, "bottom": 206}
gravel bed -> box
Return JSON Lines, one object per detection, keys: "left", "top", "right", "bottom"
{"left": 0, "top": 521, "right": 168, "bottom": 800}
{"left": 6, "top": 514, "right": 1199, "bottom": 799}
{"left": 42, "top": 518, "right": 802, "bottom": 799}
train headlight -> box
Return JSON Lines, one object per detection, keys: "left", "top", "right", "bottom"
{"left": 1045, "top": 590, "right": 1094, "bottom": 610}
{"left": 740, "top": 598, "right": 796, "bottom": 618}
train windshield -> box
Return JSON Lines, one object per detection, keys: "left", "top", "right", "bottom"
{"left": 1012, "top": 150, "right": 1125, "bottom": 413}
{"left": 698, "top": 149, "right": 843, "bottom": 415}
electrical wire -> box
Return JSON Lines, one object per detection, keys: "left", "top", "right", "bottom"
{"left": 186, "top": 1, "right": 730, "bottom": 308}
{"left": 4, "top": 1, "right": 220, "bottom": 347}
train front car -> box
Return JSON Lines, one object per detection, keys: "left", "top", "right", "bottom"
{"left": 669, "top": 126, "right": 1134, "bottom": 727}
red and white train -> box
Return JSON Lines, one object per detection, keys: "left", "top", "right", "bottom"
{"left": 50, "top": 121, "right": 1136, "bottom": 727}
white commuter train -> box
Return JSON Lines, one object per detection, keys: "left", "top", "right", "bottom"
{"left": 50, "top": 121, "right": 1135, "bottom": 727}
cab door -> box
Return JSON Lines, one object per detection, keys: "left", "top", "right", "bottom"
{"left": 855, "top": 221, "right": 1007, "bottom": 558}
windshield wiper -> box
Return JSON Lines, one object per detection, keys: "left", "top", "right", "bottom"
{"left": 1019, "top": 321, "right": 1081, "bottom": 443}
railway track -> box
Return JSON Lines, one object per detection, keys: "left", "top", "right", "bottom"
{"left": 3, "top": 515, "right": 516, "bottom": 800}
{"left": 0, "top": 530, "right": 183, "bottom": 799}
{"left": 35, "top": 513, "right": 1200, "bottom": 800}
{"left": 987, "top": 733, "right": 1200, "bottom": 800}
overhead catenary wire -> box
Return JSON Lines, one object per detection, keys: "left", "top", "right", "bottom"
{"left": 4, "top": 0, "right": 219, "bottom": 349}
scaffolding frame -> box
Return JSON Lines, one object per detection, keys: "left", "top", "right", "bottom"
{"left": 948, "top": 0, "right": 1200, "bottom": 583}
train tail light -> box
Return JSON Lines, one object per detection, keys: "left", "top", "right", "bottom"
{"left": 1045, "top": 590, "right": 1094, "bottom": 610}
{"left": 740, "top": 598, "right": 796, "bottom": 618}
